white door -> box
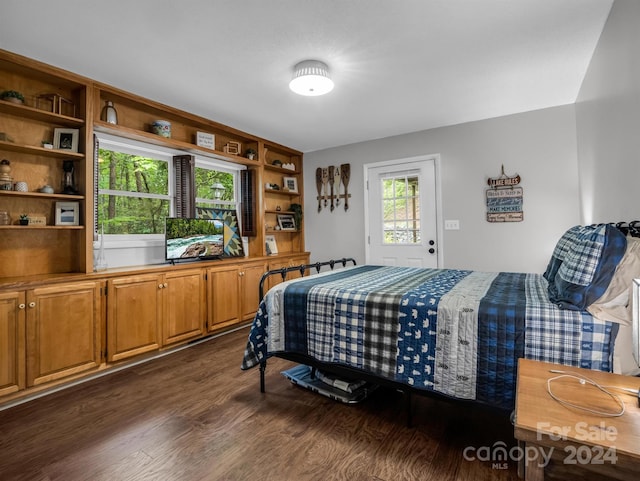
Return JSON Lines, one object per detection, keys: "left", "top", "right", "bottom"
{"left": 365, "top": 156, "right": 440, "bottom": 268}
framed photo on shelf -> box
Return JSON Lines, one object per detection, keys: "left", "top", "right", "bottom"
{"left": 265, "top": 235, "right": 278, "bottom": 255}
{"left": 55, "top": 201, "right": 80, "bottom": 226}
{"left": 282, "top": 176, "right": 298, "bottom": 193}
{"left": 277, "top": 213, "right": 296, "bottom": 231}
{"left": 53, "top": 128, "right": 79, "bottom": 152}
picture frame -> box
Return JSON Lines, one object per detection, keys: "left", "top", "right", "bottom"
{"left": 55, "top": 201, "right": 80, "bottom": 226}
{"left": 195, "top": 207, "right": 245, "bottom": 257}
{"left": 265, "top": 235, "right": 278, "bottom": 255}
{"left": 277, "top": 213, "right": 296, "bottom": 231}
{"left": 53, "top": 128, "right": 79, "bottom": 152}
{"left": 282, "top": 176, "right": 298, "bottom": 193}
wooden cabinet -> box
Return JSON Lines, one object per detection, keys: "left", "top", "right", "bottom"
{"left": 0, "top": 49, "right": 92, "bottom": 278}
{"left": 0, "top": 291, "right": 26, "bottom": 396}
{"left": 162, "top": 268, "right": 206, "bottom": 346}
{"left": 26, "top": 281, "right": 101, "bottom": 387}
{"left": 107, "top": 269, "right": 206, "bottom": 361}
{"left": 207, "top": 260, "right": 267, "bottom": 331}
{"left": 106, "top": 274, "right": 162, "bottom": 362}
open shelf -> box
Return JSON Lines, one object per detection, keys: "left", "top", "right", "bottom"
{"left": 0, "top": 190, "right": 85, "bottom": 200}
{"left": 0, "top": 140, "right": 84, "bottom": 160}
{"left": 0, "top": 99, "right": 84, "bottom": 126}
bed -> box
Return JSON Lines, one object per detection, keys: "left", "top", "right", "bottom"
{"left": 242, "top": 223, "right": 640, "bottom": 411}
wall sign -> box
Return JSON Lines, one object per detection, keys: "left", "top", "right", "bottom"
{"left": 486, "top": 165, "right": 523, "bottom": 222}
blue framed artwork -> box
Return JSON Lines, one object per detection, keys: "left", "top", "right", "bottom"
{"left": 196, "top": 207, "right": 245, "bottom": 257}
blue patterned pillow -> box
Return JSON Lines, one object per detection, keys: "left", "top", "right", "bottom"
{"left": 543, "top": 225, "right": 583, "bottom": 282}
{"left": 548, "top": 224, "right": 627, "bottom": 310}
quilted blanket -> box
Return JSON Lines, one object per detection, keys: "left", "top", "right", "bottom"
{"left": 242, "top": 265, "right": 618, "bottom": 410}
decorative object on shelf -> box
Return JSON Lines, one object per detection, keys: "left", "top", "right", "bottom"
{"left": 486, "top": 164, "right": 523, "bottom": 223}
{"left": 151, "top": 120, "right": 171, "bottom": 138}
{"left": 265, "top": 235, "right": 278, "bottom": 255}
{"left": 27, "top": 214, "right": 46, "bottom": 226}
{"left": 94, "top": 224, "right": 108, "bottom": 271}
{"left": 36, "top": 93, "right": 76, "bottom": 116}
{"left": 41, "top": 140, "right": 53, "bottom": 149}
{"left": 100, "top": 100, "right": 118, "bottom": 124}
{"left": 289, "top": 60, "right": 334, "bottom": 96}
{"left": 62, "top": 160, "right": 78, "bottom": 194}
{"left": 282, "top": 176, "right": 298, "bottom": 193}
{"left": 0, "top": 210, "right": 10, "bottom": 225}
{"left": 0, "top": 132, "right": 15, "bottom": 142}
{"left": 39, "top": 185, "right": 54, "bottom": 194}
{"left": 272, "top": 159, "right": 282, "bottom": 167}
{"left": 196, "top": 131, "right": 215, "bottom": 149}
{"left": 0, "top": 159, "right": 13, "bottom": 190}
{"left": 55, "top": 201, "right": 80, "bottom": 226}
{"left": 315, "top": 163, "right": 351, "bottom": 212}
{"left": 223, "top": 141, "right": 241, "bottom": 155}
{"left": 245, "top": 148, "right": 257, "bottom": 160}
{"left": 18, "top": 214, "right": 29, "bottom": 225}
{"left": 53, "top": 128, "right": 79, "bottom": 152}
{"left": 290, "top": 203, "right": 303, "bottom": 229}
{"left": 277, "top": 213, "right": 296, "bottom": 231}
{"left": 14, "top": 181, "right": 28, "bottom": 192}
{"left": 265, "top": 182, "right": 279, "bottom": 190}
{"left": 275, "top": 205, "right": 281, "bottom": 211}
{"left": 281, "top": 162, "right": 296, "bottom": 171}
{"left": 0, "top": 90, "right": 25, "bottom": 104}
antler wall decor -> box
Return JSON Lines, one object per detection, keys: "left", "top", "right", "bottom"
{"left": 316, "top": 163, "right": 351, "bottom": 212}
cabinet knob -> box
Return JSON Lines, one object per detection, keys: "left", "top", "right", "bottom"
{"left": 19, "top": 303, "right": 26, "bottom": 310}
{"left": 158, "top": 283, "right": 164, "bottom": 289}
{"left": 163, "top": 283, "right": 168, "bottom": 288}
{"left": 28, "top": 302, "right": 36, "bottom": 308}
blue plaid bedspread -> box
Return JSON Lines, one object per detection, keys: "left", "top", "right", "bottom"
{"left": 241, "top": 265, "right": 618, "bottom": 410}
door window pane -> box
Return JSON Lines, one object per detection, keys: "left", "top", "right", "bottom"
{"left": 380, "top": 175, "right": 421, "bottom": 245}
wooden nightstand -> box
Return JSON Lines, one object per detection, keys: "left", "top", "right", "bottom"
{"left": 514, "top": 358, "right": 640, "bottom": 481}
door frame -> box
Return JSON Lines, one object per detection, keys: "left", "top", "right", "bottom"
{"left": 363, "top": 154, "right": 444, "bottom": 267}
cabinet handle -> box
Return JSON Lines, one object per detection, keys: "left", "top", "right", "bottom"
{"left": 163, "top": 283, "right": 168, "bottom": 288}
{"left": 28, "top": 302, "right": 36, "bottom": 308}
{"left": 158, "top": 283, "right": 164, "bottom": 289}
{"left": 18, "top": 303, "right": 26, "bottom": 309}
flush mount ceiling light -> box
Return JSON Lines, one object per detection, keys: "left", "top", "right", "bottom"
{"left": 289, "top": 60, "right": 334, "bottom": 96}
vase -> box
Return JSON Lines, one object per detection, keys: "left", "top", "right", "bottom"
{"left": 101, "top": 100, "right": 118, "bottom": 124}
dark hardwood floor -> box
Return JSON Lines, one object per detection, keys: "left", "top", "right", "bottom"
{"left": 0, "top": 328, "right": 607, "bottom": 480}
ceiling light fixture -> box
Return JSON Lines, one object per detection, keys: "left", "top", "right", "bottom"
{"left": 289, "top": 60, "right": 334, "bottom": 96}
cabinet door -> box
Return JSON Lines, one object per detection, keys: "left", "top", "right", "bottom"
{"left": 26, "top": 282, "right": 101, "bottom": 387}
{"left": 0, "top": 291, "right": 26, "bottom": 396}
{"left": 207, "top": 265, "right": 241, "bottom": 331}
{"left": 163, "top": 269, "right": 206, "bottom": 345}
{"left": 241, "top": 261, "right": 268, "bottom": 321}
{"left": 107, "top": 274, "right": 162, "bottom": 362}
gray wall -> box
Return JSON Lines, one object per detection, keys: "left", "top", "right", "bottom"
{"left": 304, "top": 105, "right": 581, "bottom": 273}
{"left": 576, "top": 0, "right": 640, "bottom": 223}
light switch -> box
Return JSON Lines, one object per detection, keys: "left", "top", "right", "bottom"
{"left": 444, "top": 219, "right": 460, "bottom": 230}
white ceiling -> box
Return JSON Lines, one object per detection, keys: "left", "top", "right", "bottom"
{"left": 1, "top": 0, "right": 613, "bottom": 153}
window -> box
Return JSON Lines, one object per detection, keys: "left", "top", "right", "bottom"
{"left": 382, "top": 174, "right": 421, "bottom": 244}
{"left": 95, "top": 134, "right": 243, "bottom": 241}
{"left": 97, "top": 136, "right": 172, "bottom": 235}
{"left": 195, "top": 159, "right": 236, "bottom": 210}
